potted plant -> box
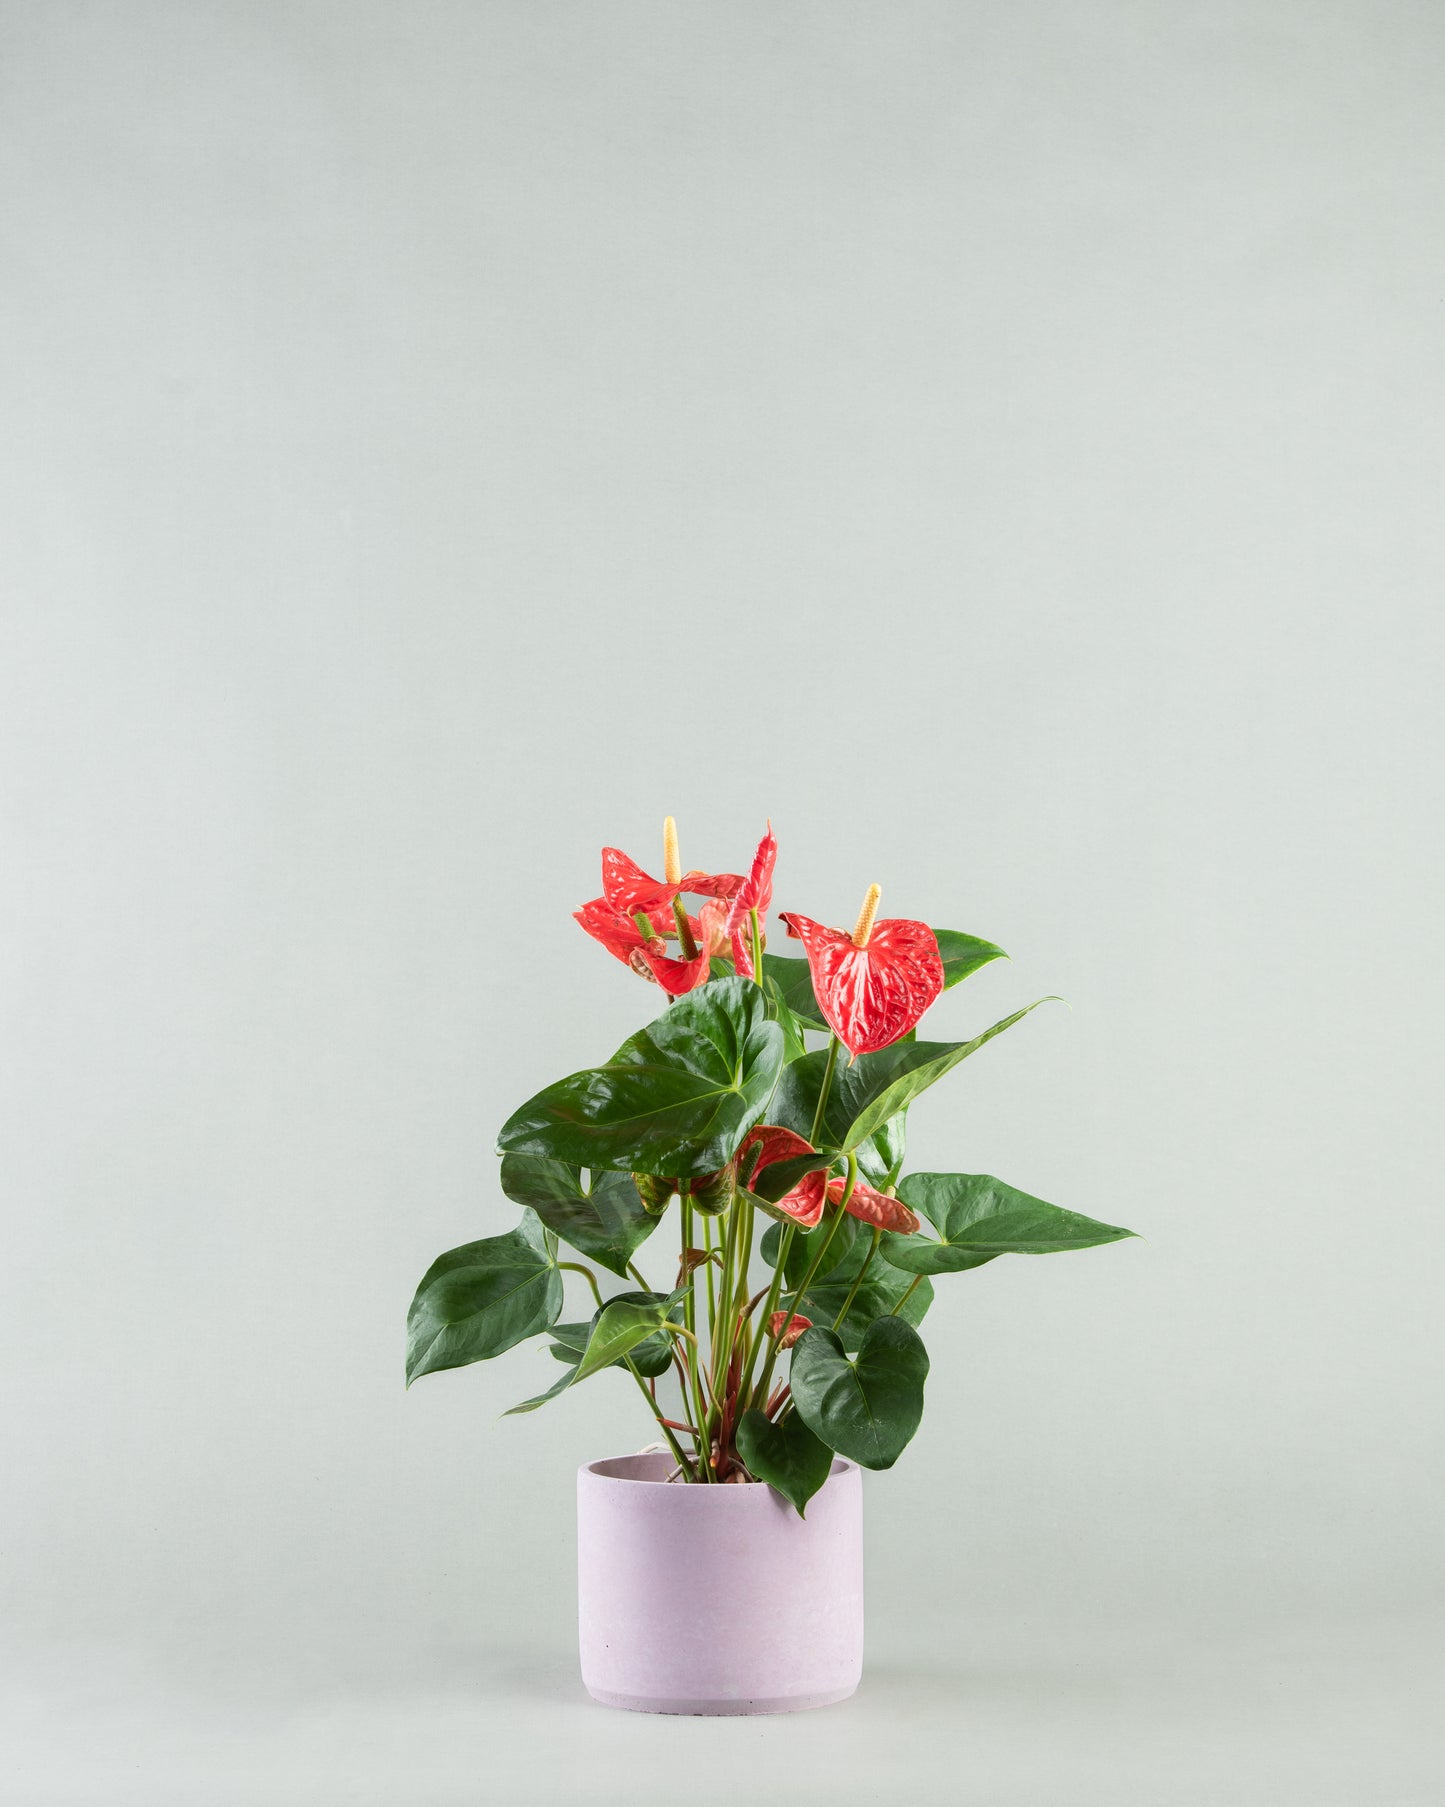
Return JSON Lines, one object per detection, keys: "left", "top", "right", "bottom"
{"left": 406, "top": 820, "right": 1135, "bottom": 1714}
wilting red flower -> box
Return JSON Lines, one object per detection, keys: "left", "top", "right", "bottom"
{"left": 825, "top": 1175, "right": 920, "bottom": 1234}
{"left": 767, "top": 1310, "right": 811, "bottom": 1348}
{"left": 638, "top": 897, "right": 730, "bottom": 1000}
{"left": 780, "top": 886, "right": 943, "bottom": 1057}
{"left": 737, "top": 1124, "right": 829, "bottom": 1229}
{"left": 572, "top": 896, "right": 675, "bottom": 968}
{"left": 723, "top": 824, "right": 777, "bottom": 979}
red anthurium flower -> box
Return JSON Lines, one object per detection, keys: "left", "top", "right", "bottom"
{"left": 601, "top": 820, "right": 743, "bottom": 917}
{"left": 577, "top": 818, "right": 748, "bottom": 984}
{"left": 825, "top": 1175, "right": 921, "bottom": 1234}
{"left": 723, "top": 823, "right": 777, "bottom": 980}
{"left": 573, "top": 896, "right": 675, "bottom": 970}
{"left": 780, "top": 884, "right": 944, "bottom": 1057}
{"left": 640, "top": 897, "right": 730, "bottom": 999}
{"left": 737, "top": 1123, "right": 829, "bottom": 1229}
{"left": 767, "top": 1310, "right": 811, "bottom": 1348}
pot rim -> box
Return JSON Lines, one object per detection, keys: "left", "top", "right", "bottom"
{"left": 580, "top": 1451, "right": 858, "bottom": 1490}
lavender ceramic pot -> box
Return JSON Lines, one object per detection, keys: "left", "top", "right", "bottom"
{"left": 576, "top": 1451, "right": 863, "bottom": 1715}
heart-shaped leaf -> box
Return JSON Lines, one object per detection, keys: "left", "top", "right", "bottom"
{"left": 572, "top": 1287, "right": 689, "bottom": 1385}
{"left": 499, "top": 1154, "right": 658, "bottom": 1278}
{"left": 406, "top": 1209, "right": 562, "bottom": 1385}
{"left": 497, "top": 977, "right": 784, "bottom": 1178}
{"left": 735, "top": 1408, "right": 835, "bottom": 1516}
{"left": 934, "top": 930, "right": 1008, "bottom": 988}
{"left": 883, "top": 1173, "right": 1136, "bottom": 1273}
{"left": 789, "top": 1317, "right": 929, "bottom": 1471}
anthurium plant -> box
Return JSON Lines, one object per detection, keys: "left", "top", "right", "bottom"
{"left": 406, "top": 820, "right": 1135, "bottom": 1513}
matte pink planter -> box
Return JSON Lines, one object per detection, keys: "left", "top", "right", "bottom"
{"left": 577, "top": 1452, "right": 864, "bottom": 1715}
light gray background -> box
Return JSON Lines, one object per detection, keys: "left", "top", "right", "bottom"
{"left": 2, "top": 3, "right": 1441, "bottom": 1802}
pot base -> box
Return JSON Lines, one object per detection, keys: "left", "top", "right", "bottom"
{"left": 585, "top": 1680, "right": 859, "bottom": 1717}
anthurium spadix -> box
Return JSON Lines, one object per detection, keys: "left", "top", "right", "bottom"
{"left": 408, "top": 813, "right": 1137, "bottom": 1509}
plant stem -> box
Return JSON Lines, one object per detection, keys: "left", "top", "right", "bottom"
{"left": 750, "top": 907, "right": 764, "bottom": 989}
{"left": 702, "top": 1212, "right": 718, "bottom": 1340}
{"left": 890, "top": 1274, "right": 924, "bottom": 1317}
{"left": 623, "top": 1358, "right": 693, "bottom": 1477}
{"left": 626, "top": 1261, "right": 649, "bottom": 1290}
{"left": 833, "top": 1226, "right": 881, "bottom": 1331}
{"left": 809, "top": 1034, "right": 841, "bottom": 1147}
{"left": 558, "top": 1261, "right": 603, "bottom": 1309}
{"left": 677, "top": 1194, "right": 712, "bottom": 1479}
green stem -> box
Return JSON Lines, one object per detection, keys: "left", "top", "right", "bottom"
{"left": 750, "top": 907, "right": 764, "bottom": 990}
{"left": 889, "top": 1274, "right": 925, "bottom": 1318}
{"left": 558, "top": 1261, "right": 604, "bottom": 1309}
{"left": 677, "top": 1195, "right": 712, "bottom": 1479}
{"left": 626, "top": 1261, "right": 649, "bottom": 1290}
{"left": 623, "top": 1358, "right": 693, "bottom": 1478}
{"left": 702, "top": 1212, "right": 718, "bottom": 1339}
{"left": 832, "top": 1226, "right": 880, "bottom": 1331}
{"left": 809, "top": 1035, "right": 841, "bottom": 1146}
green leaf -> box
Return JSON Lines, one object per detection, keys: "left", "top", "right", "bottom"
{"left": 761, "top": 953, "right": 825, "bottom": 1028}
{"left": 789, "top": 1317, "right": 930, "bottom": 1471}
{"left": 934, "top": 930, "right": 1008, "bottom": 988}
{"left": 791, "top": 1236, "right": 934, "bottom": 1352}
{"left": 572, "top": 1287, "right": 689, "bottom": 1385}
{"left": 840, "top": 1000, "right": 1058, "bottom": 1153}
{"left": 883, "top": 1173, "right": 1137, "bottom": 1273}
{"left": 499, "top": 1154, "right": 658, "bottom": 1279}
{"left": 770, "top": 1050, "right": 898, "bottom": 1181}
{"left": 547, "top": 1321, "right": 591, "bottom": 1362}
{"left": 764, "top": 973, "right": 812, "bottom": 1063}
{"left": 496, "top": 977, "right": 784, "bottom": 1178}
{"left": 760, "top": 1212, "right": 862, "bottom": 1286}
{"left": 406, "top": 1209, "right": 562, "bottom": 1385}
{"left": 736, "top": 1408, "right": 835, "bottom": 1516}
{"left": 503, "top": 1362, "right": 580, "bottom": 1415}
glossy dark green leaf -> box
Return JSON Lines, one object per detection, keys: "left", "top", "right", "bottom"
{"left": 406, "top": 1209, "right": 562, "bottom": 1386}
{"left": 790, "top": 1235, "right": 934, "bottom": 1351}
{"left": 770, "top": 1050, "right": 899, "bottom": 1181}
{"left": 789, "top": 1317, "right": 930, "bottom": 1471}
{"left": 572, "top": 1287, "right": 689, "bottom": 1385}
{"left": 883, "top": 1173, "right": 1137, "bottom": 1273}
{"left": 499, "top": 1154, "right": 658, "bottom": 1279}
{"left": 496, "top": 977, "right": 784, "bottom": 1178}
{"left": 547, "top": 1320, "right": 591, "bottom": 1362}
{"left": 764, "top": 974, "right": 812, "bottom": 1063}
{"left": 855, "top": 1109, "right": 907, "bottom": 1188}
{"left": 735, "top": 1408, "right": 835, "bottom": 1516}
{"left": 760, "top": 1211, "right": 861, "bottom": 1286}
{"left": 934, "top": 930, "right": 1008, "bottom": 988}
{"left": 761, "top": 953, "right": 825, "bottom": 1029}
{"left": 588, "top": 1289, "right": 680, "bottom": 1379}
{"left": 840, "top": 1001, "right": 1058, "bottom": 1153}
